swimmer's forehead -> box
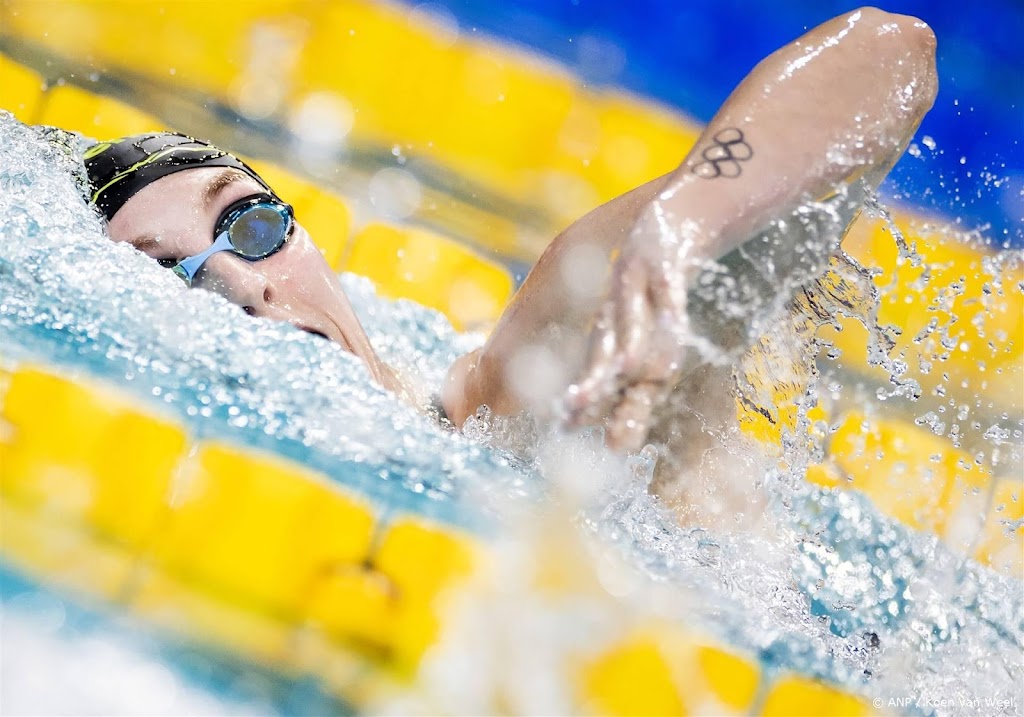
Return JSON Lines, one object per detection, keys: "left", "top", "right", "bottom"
{"left": 122, "top": 168, "right": 268, "bottom": 251}
{"left": 201, "top": 168, "right": 264, "bottom": 210}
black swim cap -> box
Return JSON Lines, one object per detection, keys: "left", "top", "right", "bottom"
{"left": 84, "top": 132, "right": 273, "bottom": 221}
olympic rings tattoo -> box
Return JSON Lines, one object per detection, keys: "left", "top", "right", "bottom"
{"left": 691, "top": 128, "right": 753, "bottom": 179}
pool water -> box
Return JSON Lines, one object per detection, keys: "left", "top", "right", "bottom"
{"left": 0, "top": 113, "right": 1021, "bottom": 715}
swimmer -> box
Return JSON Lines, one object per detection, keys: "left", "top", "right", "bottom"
{"left": 84, "top": 9, "right": 937, "bottom": 464}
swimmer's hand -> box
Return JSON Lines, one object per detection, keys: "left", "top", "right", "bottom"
{"left": 565, "top": 201, "right": 705, "bottom": 453}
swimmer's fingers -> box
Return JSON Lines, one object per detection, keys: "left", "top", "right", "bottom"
{"left": 608, "top": 264, "right": 690, "bottom": 452}
{"left": 569, "top": 253, "right": 673, "bottom": 453}
{"left": 567, "top": 252, "right": 651, "bottom": 427}
{"left": 565, "top": 298, "right": 620, "bottom": 425}
{"left": 629, "top": 253, "right": 689, "bottom": 389}
{"left": 617, "top": 256, "right": 655, "bottom": 378}
{"left": 605, "top": 380, "right": 661, "bottom": 453}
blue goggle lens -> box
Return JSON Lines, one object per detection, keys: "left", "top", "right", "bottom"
{"left": 227, "top": 203, "right": 292, "bottom": 259}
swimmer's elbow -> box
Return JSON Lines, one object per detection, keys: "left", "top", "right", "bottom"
{"left": 904, "top": 15, "right": 937, "bottom": 60}
{"left": 854, "top": 7, "right": 938, "bottom": 109}
{"left": 854, "top": 7, "right": 936, "bottom": 61}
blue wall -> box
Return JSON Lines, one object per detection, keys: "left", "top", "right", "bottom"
{"left": 425, "top": 1, "right": 1023, "bottom": 246}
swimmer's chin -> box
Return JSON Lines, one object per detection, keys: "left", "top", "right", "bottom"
{"left": 296, "top": 320, "right": 357, "bottom": 356}
{"left": 299, "top": 323, "right": 354, "bottom": 354}
{"left": 293, "top": 316, "right": 410, "bottom": 401}
{"left": 298, "top": 326, "right": 330, "bottom": 342}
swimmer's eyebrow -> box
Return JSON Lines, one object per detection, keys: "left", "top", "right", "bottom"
{"left": 130, "top": 234, "right": 161, "bottom": 252}
{"left": 201, "top": 170, "right": 250, "bottom": 212}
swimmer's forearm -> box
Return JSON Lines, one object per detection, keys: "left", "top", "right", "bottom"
{"left": 655, "top": 8, "right": 937, "bottom": 260}
{"left": 442, "top": 8, "right": 938, "bottom": 427}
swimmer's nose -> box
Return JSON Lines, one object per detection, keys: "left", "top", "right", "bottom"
{"left": 236, "top": 274, "right": 274, "bottom": 317}
{"left": 227, "top": 271, "right": 275, "bottom": 318}
{"left": 196, "top": 255, "right": 275, "bottom": 316}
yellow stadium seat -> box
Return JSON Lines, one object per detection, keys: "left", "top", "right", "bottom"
{"left": 578, "top": 627, "right": 761, "bottom": 716}
{"left": 432, "top": 200, "right": 535, "bottom": 263}
{"left": 0, "top": 52, "right": 45, "bottom": 123}
{"left": 430, "top": 42, "right": 578, "bottom": 199}
{"left": 293, "top": 0, "right": 463, "bottom": 152}
{"left": 546, "top": 91, "right": 700, "bottom": 229}
{"left": 130, "top": 567, "right": 297, "bottom": 667}
{"left": 590, "top": 93, "right": 700, "bottom": 202}
{"left": 388, "top": 598, "right": 445, "bottom": 675}
{"left": 292, "top": 627, "right": 409, "bottom": 707}
{"left": 345, "top": 222, "right": 512, "bottom": 331}
{"left": 374, "top": 518, "right": 477, "bottom": 602}
{"left": 1, "top": 366, "right": 187, "bottom": 547}
{"left": 294, "top": 191, "right": 353, "bottom": 270}
{"left": 38, "top": 84, "right": 165, "bottom": 139}
{"left": 697, "top": 645, "right": 761, "bottom": 712}
{"left": 373, "top": 518, "right": 478, "bottom": 670}
{"left": 760, "top": 675, "right": 872, "bottom": 716}
{"left": 973, "top": 479, "right": 1023, "bottom": 577}
{"left": 2, "top": 0, "right": 304, "bottom": 103}
{"left": 834, "top": 213, "right": 1023, "bottom": 413}
{"left": 294, "top": 2, "right": 581, "bottom": 204}
{"left": 806, "top": 462, "right": 844, "bottom": 489}
{"left": 827, "top": 411, "right": 990, "bottom": 538}
{"left": 736, "top": 351, "right": 829, "bottom": 446}
{"left": 248, "top": 159, "right": 352, "bottom": 270}
{"left": 0, "top": 498, "right": 136, "bottom": 600}
{"left": 4, "top": 0, "right": 702, "bottom": 247}
{"left": 149, "top": 442, "right": 376, "bottom": 618}
{"left": 306, "top": 566, "right": 397, "bottom": 651}
{"left": 580, "top": 635, "right": 686, "bottom": 716}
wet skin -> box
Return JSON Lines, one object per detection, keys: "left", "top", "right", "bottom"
{"left": 106, "top": 167, "right": 407, "bottom": 396}
{"left": 443, "top": 7, "right": 937, "bottom": 453}
{"left": 106, "top": 8, "right": 938, "bottom": 461}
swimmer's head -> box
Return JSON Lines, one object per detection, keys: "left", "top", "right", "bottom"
{"left": 84, "top": 132, "right": 274, "bottom": 222}
{"left": 85, "top": 131, "right": 402, "bottom": 393}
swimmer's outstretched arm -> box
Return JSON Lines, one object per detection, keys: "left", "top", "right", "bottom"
{"left": 442, "top": 7, "right": 937, "bottom": 449}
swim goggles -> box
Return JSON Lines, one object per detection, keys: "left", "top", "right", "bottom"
{"left": 162, "top": 193, "right": 294, "bottom": 286}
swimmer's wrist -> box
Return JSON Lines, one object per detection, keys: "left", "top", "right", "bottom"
{"left": 641, "top": 182, "right": 741, "bottom": 266}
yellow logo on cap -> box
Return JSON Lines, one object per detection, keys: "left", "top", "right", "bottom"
{"left": 82, "top": 142, "right": 112, "bottom": 159}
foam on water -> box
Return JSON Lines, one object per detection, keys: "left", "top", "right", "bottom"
{"left": 1, "top": 111, "right": 1022, "bottom": 715}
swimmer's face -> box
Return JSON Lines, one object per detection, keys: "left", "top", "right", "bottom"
{"left": 106, "top": 167, "right": 395, "bottom": 387}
